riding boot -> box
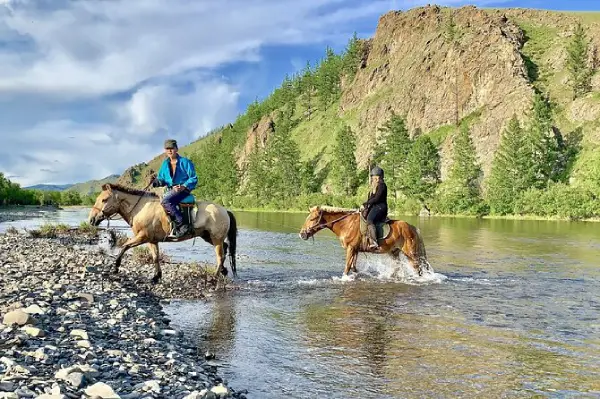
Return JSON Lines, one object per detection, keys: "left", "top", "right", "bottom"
{"left": 173, "top": 222, "right": 191, "bottom": 239}
{"left": 367, "top": 224, "right": 379, "bottom": 250}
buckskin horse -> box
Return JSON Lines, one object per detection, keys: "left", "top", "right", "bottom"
{"left": 88, "top": 183, "right": 237, "bottom": 284}
{"left": 299, "top": 205, "right": 430, "bottom": 276}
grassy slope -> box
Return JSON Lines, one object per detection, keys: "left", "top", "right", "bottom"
{"left": 506, "top": 11, "right": 600, "bottom": 190}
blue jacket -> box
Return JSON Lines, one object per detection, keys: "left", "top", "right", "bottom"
{"left": 155, "top": 155, "right": 198, "bottom": 191}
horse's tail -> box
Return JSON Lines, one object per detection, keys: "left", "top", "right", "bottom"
{"left": 226, "top": 210, "right": 238, "bottom": 277}
{"left": 413, "top": 226, "right": 431, "bottom": 272}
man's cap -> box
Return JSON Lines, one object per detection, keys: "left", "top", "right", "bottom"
{"left": 164, "top": 139, "right": 178, "bottom": 149}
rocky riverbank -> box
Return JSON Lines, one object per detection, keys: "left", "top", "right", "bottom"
{"left": 0, "top": 234, "right": 247, "bottom": 399}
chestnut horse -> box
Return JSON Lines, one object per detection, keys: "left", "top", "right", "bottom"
{"left": 299, "top": 205, "right": 430, "bottom": 276}
{"left": 88, "top": 183, "right": 237, "bottom": 283}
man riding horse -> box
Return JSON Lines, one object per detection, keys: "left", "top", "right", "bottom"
{"left": 150, "top": 139, "right": 198, "bottom": 239}
{"left": 361, "top": 166, "right": 388, "bottom": 250}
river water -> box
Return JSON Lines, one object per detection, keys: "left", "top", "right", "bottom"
{"left": 1, "top": 208, "right": 599, "bottom": 398}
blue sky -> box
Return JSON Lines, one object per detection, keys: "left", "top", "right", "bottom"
{"left": 0, "top": 0, "right": 598, "bottom": 186}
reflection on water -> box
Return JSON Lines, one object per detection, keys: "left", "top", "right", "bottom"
{"left": 2, "top": 208, "right": 600, "bottom": 398}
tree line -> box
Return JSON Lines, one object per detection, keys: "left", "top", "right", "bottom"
{"left": 0, "top": 173, "right": 97, "bottom": 206}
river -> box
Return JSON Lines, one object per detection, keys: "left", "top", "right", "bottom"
{"left": 1, "top": 208, "right": 599, "bottom": 398}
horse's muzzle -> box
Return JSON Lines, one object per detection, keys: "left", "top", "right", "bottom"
{"left": 89, "top": 214, "right": 104, "bottom": 227}
{"left": 299, "top": 230, "right": 310, "bottom": 240}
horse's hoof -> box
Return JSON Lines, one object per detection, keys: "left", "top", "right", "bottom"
{"left": 151, "top": 274, "right": 162, "bottom": 284}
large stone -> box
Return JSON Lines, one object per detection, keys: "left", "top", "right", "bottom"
{"left": 21, "top": 326, "right": 45, "bottom": 337}
{"left": 2, "top": 310, "right": 33, "bottom": 327}
{"left": 22, "top": 304, "right": 45, "bottom": 315}
{"left": 70, "top": 329, "right": 89, "bottom": 340}
{"left": 84, "top": 382, "right": 120, "bottom": 399}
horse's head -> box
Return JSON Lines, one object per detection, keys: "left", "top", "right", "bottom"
{"left": 88, "top": 184, "right": 122, "bottom": 226}
{"left": 299, "top": 206, "right": 323, "bottom": 240}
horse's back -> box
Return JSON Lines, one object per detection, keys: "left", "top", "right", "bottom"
{"left": 192, "top": 201, "right": 230, "bottom": 235}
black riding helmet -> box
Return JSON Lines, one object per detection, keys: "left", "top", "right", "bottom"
{"left": 370, "top": 165, "right": 384, "bottom": 178}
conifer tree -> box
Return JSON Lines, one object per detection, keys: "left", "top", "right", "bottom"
{"left": 341, "top": 32, "right": 361, "bottom": 80}
{"left": 436, "top": 124, "right": 484, "bottom": 214}
{"left": 300, "top": 62, "right": 315, "bottom": 120}
{"left": 376, "top": 112, "right": 412, "bottom": 200}
{"left": 315, "top": 47, "right": 342, "bottom": 110}
{"left": 486, "top": 115, "right": 531, "bottom": 214}
{"left": 403, "top": 135, "right": 440, "bottom": 204}
{"left": 567, "top": 22, "right": 592, "bottom": 99}
{"left": 526, "top": 92, "right": 561, "bottom": 187}
{"left": 331, "top": 123, "right": 359, "bottom": 196}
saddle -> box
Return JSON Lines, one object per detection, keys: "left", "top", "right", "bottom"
{"left": 359, "top": 214, "right": 392, "bottom": 244}
{"left": 163, "top": 189, "right": 197, "bottom": 236}
{"left": 176, "top": 193, "right": 196, "bottom": 228}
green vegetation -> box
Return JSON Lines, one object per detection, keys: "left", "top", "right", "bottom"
{"left": 0, "top": 172, "right": 99, "bottom": 207}
{"left": 566, "top": 22, "right": 594, "bottom": 99}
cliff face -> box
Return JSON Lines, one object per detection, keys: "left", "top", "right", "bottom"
{"left": 340, "top": 6, "right": 536, "bottom": 178}
{"left": 111, "top": 5, "right": 600, "bottom": 191}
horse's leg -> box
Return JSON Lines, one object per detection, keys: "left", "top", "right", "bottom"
{"left": 213, "top": 238, "right": 227, "bottom": 277}
{"left": 148, "top": 242, "right": 162, "bottom": 284}
{"left": 350, "top": 251, "right": 359, "bottom": 273}
{"left": 344, "top": 247, "right": 357, "bottom": 275}
{"left": 114, "top": 234, "right": 147, "bottom": 273}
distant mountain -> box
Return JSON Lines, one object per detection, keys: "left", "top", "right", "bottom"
{"left": 67, "top": 174, "right": 120, "bottom": 195}
{"left": 25, "top": 183, "right": 74, "bottom": 191}
{"left": 24, "top": 174, "right": 120, "bottom": 195}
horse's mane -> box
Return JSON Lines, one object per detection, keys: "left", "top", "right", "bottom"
{"left": 311, "top": 205, "right": 356, "bottom": 213}
{"left": 103, "top": 183, "right": 159, "bottom": 198}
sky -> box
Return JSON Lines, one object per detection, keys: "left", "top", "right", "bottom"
{"left": 0, "top": 0, "right": 598, "bottom": 186}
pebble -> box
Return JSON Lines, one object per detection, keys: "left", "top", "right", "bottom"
{"left": 0, "top": 234, "right": 245, "bottom": 399}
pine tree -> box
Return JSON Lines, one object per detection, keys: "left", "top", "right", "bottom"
{"left": 402, "top": 135, "right": 440, "bottom": 204}
{"left": 272, "top": 115, "right": 301, "bottom": 200}
{"left": 300, "top": 62, "right": 315, "bottom": 120}
{"left": 331, "top": 123, "right": 359, "bottom": 196}
{"left": 436, "top": 124, "right": 484, "bottom": 214}
{"left": 315, "top": 47, "right": 342, "bottom": 110}
{"left": 486, "top": 115, "right": 532, "bottom": 214}
{"left": 341, "top": 32, "right": 361, "bottom": 80}
{"left": 526, "top": 93, "right": 561, "bottom": 187}
{"left": 567, "top": 22, "right": 592, "bottom": 99}
{"left": 377, "top": 112, "right": 412, "bottom": 200}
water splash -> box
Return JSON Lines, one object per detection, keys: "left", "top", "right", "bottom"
{"left": 333, "top": 253, "right": 447, "bottom": 285}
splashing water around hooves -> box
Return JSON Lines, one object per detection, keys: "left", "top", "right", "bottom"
{"left": 335, "top": 254, "right": 447, "bottom": 285}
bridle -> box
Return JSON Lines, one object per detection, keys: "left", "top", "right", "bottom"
{"left": 303, "top": 209, "right": 358, "bottom": 238}
{"left": 91, "top": 181, "right": 154, "bottom": 226}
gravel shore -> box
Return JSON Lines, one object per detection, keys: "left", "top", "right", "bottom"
{"left": 0, "top": 233, "right": 246, "bottom": 399}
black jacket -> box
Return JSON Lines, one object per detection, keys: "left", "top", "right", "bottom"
{"left": 364, "top": 181, "right": 388, "bottom": 209}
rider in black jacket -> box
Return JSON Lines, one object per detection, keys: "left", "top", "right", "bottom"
{"left": 362, "top": 166, "right": 388, "bottom": 250}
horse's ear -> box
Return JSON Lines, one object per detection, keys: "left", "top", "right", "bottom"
{"left": 102, "top": 183, "right": 111, "bottom": 192}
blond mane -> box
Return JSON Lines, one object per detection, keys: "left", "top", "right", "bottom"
{"left": 310, "top": 205, "right": 356, "bottom": 213}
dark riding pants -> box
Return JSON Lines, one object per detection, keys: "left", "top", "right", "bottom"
{"left": 366, "top": 204, "right": 387, "bottom": 225}
{"left": 161, "top": 189, "right": 190, "bottom": 225}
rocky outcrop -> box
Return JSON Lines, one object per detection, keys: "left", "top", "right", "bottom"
{"left": 236, "top": 115, "right": 275, "bottom": 169}
{"left": 340, "top": 5, "right": 535, "bottom": 176}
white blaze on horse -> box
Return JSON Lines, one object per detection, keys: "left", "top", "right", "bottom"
{"left": 88, "top": 183, "right": 237, "bottom": 284}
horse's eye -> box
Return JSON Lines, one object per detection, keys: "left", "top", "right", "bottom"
{"left": 101, "top": 199, "right": 107, "bottom": 203}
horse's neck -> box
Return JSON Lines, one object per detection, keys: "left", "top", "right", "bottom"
{"left": 323, "top": 212, "right": 356, "bottom": 236}
{"left": 117, "top": 192, "right": 156, "bottom": 225}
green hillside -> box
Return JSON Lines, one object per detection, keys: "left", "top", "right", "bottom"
{"left": 109, "top": 5, "right": 600, "bottom": 220}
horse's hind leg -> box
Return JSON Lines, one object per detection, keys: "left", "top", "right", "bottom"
{"left": 148, "top": 242, "right": 162, "bottom": 284}
{"left": 213, "top": 238, "right": 227, "bottom": 277}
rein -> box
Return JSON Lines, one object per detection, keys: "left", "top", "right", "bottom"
{"left": 94, "top": 181, "right": 154, "bottom": 226}
{"left": 307, "top": 210, "right": 358, "bottom": 235}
